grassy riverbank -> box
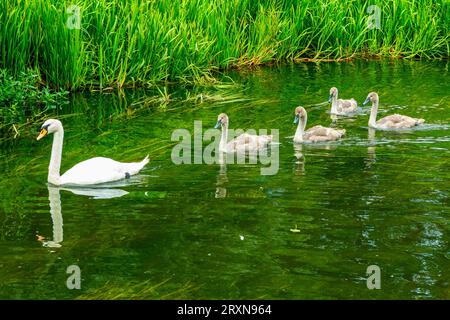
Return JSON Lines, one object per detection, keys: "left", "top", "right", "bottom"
{"left": 1, "top": 0, "right": 448, "bottom": 91}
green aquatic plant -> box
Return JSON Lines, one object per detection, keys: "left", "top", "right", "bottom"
{"left": 0, "top": 69, "right": 69, "bottom": 136}
{"left": 0, "top": 0, "right": 448, "bottom": 91}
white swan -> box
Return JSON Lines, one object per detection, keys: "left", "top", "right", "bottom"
{"left": 328, "top": 87, "right": 357, "bottom": 115}
{"left": 293, "top": 106, "right": 346, "bottom": 143}
{"left": 37, "top": 119, "right": 149, "bottom": 186}
{"left": 39, "top": 186, "right": 64, "bottom": 248}
{"left": 363, "top": 92, "right": 425, "bottom": 129}
{"left": 214, "top": 113, "right": 272, "bottom": 153}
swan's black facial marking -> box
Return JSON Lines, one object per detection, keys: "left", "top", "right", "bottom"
{"left": 125, "top": 172, "right": 131, "bottom": 179}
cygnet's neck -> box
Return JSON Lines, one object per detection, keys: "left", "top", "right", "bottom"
{"left": 331, "top": 93, "right": 338, "bottom": 113}
{"left": 368, "top": 99, "right": 379, "bottom": 128}
{"left": 294, "top": 114, "right": 307, "bottom": 143}
{"left": 219, "top": 123, "right": 228, "bottom": 151}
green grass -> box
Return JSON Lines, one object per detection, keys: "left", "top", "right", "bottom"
{"left": 0, "top": 0, "right": 449, "bottom": 91}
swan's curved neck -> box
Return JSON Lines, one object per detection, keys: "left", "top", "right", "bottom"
{"left": 369, "top": 100, "right": 378, "bottom": 128}
{"left": 48, "top": 127, "right": 64, "bottom": 185}
{"left": 331, "top": 93, "right": 338, "bottom": 113}
{"left": 219, "top": 123, "right": 228, "bottom": 151}
{"left": 294, "top": 113, "right": 307, "bottom": 142}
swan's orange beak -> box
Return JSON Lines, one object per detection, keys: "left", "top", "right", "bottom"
{"left": 36, "top": 128, "right": 48, "bottom": 141}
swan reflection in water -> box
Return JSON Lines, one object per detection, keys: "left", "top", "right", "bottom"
{"left": 366, "top": 127, "right": 377, "bottom": 167}
{"left": 214, "top": 148, "right": 275, "bottom": 198}
{"left": 293, "top": 143, "right": 305, "bottom": 175}
{"left": 292, "top": 140, "right": 339, "bottom": 175}
{"left": 38, "top": 185, "right": 129, "bottom": 248}
{"left": 215, "top": 152, "right": 228, "bottom": 198}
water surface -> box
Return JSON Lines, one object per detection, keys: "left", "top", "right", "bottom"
{"left": 0, "top": 60, "right": 449, "bottom": 299}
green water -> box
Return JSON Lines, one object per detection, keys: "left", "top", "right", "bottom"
{"left": 0, "top": 61, "right": 449, "bottom": 299}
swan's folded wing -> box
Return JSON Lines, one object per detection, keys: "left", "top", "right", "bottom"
{"left": 305, "top": 126, "right": 345, "bottom": 141}
{"left": 377, "top": 114, "right": 424, "bottom": 128}
{"left": 232, "top": 133, "right": 254, "bottom": 144}
{"left": 228, "top": 133, "right": 272, "bottom": 152}
{"left": 304, "top": 125, "right": 327, "bottom": 137}
{"left": 337, "top": 99, "right": 357, "bottom": 113}
{"left": 60, "top": 157, "right": 126, "bottom": 185}
{"left": 308, "top": 135, "right": 336, "bottom": 142}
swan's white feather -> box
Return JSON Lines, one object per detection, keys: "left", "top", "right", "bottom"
{"left": 60, "top": 156, "right": 149, "bottom": 185}
{"left": 375, "top": 114, "right": 425, "bottom": 129}
{"left": 332, "top": 98, "right": 357, "bottom": 115}
{"left": 222, "top": 133, "right": 273, "bottom": 153}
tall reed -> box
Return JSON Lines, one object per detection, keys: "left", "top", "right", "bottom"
{"left": 0, "top": 0, "right": 448, "bottom": 90}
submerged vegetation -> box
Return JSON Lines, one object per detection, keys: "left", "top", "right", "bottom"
{"left": 0, "top": 0, "right": 448, "bottom": 91}
{"left": 76, "top": 279, "right": 199, "bottom": 300}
